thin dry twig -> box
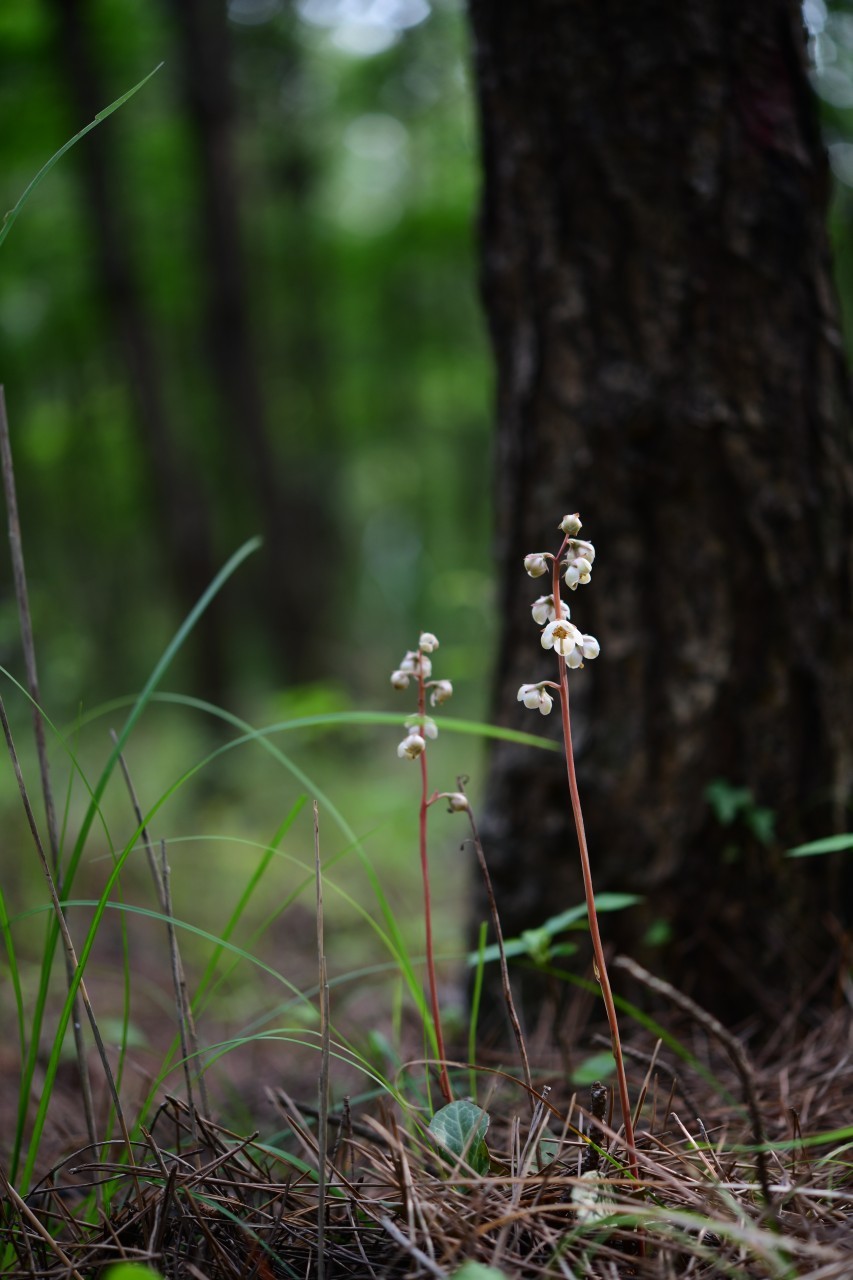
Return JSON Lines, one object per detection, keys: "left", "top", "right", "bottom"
{"left": 456, "top": 775, "right": 534, "bottom": 1107}
{"left": 314, "top": 799, "right": 329, "bottom": 1280}
{"left": 160, "top": 839, "right": 202, "bottom": 1152}
{"left": 615, "top": 954, "right": 777, "bottom": 1219}
{"left": 0, "top": 1161, "right": 87, "bottom": 1280}
{"left": 110, "top": 728, "right": 210, "bottom": 1120}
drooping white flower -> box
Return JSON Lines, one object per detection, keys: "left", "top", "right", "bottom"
{"left": 564, "top": 556, "right": 592, "bottom": 590}
{"left": 532, "top": 594, "right": 567, "bottom": 626}
{"left": 397, "top": 733, "right": 426, "bottom": 760}
{"left": 523, "top": 553, "right": 549, "bottom": 578}
{"left": 390, "top": 669, "right": 410, "bottom": 690}
{"left": 517, "top": 683, "right": 554, "bottom": 715}
{"left": 572, "top": 539, "right": 595, "bottom": 564}
{"left": 418, "top": 632, "right": 439, "bottom": 653}
{"left": 398, "top": 650, "right": 419, "bottom": 673}
{"left": 541, "top": 617, "right": 584, "bottom": 657}
{"left": 405, "top": 714, "right": 438, "bottom": 739}
{"left": 559, "top": 513, "right": 583, "bottom": 536}
{"left": 429, "top": 679, "right": 453, "bottom": 706}
{"left": 581, "top": 634, "right": 600, "bottom": 660}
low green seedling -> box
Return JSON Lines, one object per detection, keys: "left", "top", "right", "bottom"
{"left": 429, "top": 1099, "right": 491, "bottom": 1176}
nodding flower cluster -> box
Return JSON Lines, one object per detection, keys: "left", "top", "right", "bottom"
{"left": 391, "top": 632, "right": 453, "bottom": 759}
{"left": 517, "top": 513, "right": 600, "bottom": 715}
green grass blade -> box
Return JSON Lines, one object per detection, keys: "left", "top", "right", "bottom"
{"left": 787, "top": 833, "right": 853, "bottom": 857}
{"left": 0, "top": 65, "right": 163, "bottom": 250}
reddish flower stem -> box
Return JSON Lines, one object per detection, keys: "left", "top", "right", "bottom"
{"left": 552, "top": 548, "right": 638, "bottom": 1180}
{"left": 418, "top": 661, "right": 452, "bottom": 1104}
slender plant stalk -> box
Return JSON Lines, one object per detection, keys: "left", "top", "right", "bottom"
{"left": 417, "top": 665, "right": 452, "bottom": 1104}
{"left": 457, "top": 778, "right": 533, "bottom": 1107}
{"left": 0, "top": 385, "right": 98, "bottom": 1162}
{"left": 111, "top": 729, "right": 210, "bottom": 1121}
{"left": 552, "top": 548, "right": 638, "bottom": 1181}
{"left": 314, "top": 800, "right": 330, "bottom": 1280}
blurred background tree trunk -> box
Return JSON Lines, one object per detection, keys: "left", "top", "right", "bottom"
{"left": 166, "top": 0, "right": 333, "bottom": 683}
{"left": 51, "top": 0, "right": 225, "bottom": 698}
{"left": 467, "top": 0, "right": 853, "bottom": 1026}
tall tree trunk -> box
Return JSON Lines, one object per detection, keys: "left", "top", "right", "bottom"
{"left": 467, "top": 0, "right": 853, "bottom": 1024}
{"left": 166, "top": 0, "right": 331, "bottom": 682}
{"left": 51, "top": 0, "right": 225, "bottom": 698}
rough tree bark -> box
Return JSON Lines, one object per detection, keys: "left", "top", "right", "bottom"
{"left": 467, "top": 0, "right": 853, "bottom": 1024}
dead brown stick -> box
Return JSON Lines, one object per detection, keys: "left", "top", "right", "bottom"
{"left": 110, "top": 728, "right": 210, "bottom": 1122}
{"left": 614, "top": 955, "right": 777, "bottom": 1219}
{"left": 456, "top": 777, "right": 534, "bottom": 1106}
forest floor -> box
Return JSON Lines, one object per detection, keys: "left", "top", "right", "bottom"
{"left": 2, "top": 926, "right": 851, "bottom": 1280}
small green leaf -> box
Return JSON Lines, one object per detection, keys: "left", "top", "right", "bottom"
{"left": 705, "top": 779, "right": 752, "bottom": 825}
{"left": 541, "top": 893, "right": 643, "bottom": 935}
{"left": 103, "top": 1266, "right": 165, "bottom": 1280}
{"left": 521, "top": 927, "right": 551, "bottom": 965}
{"left": 571, "top": 1051, "right": 616, "bottom": 1086}
{"left": 451, "top": 1265, "right": 509, "bottom": 1280}
{"left": 746, "top": 806, "right": 775, "bottom": 847}
{"left": 429, "top": 1100, "right": 490, "bottom": 1174}
{"left": 643, "top": 918, "right": 673, "bottom": 947}
{"left": 787, "top": 834, "right": 853, "bottom": 857}
{"left": 466, "top": 894, "right": 641, "bottom": 967}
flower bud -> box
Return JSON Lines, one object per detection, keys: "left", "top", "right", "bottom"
{"left": 418, "top": 632, "right": 439, "bottom": 653}
{"left": 559, "top": 513, "right": 582, "bottom": 536}
{"left": 429, "top": 679, "right": 453, "bottom": 706}
{"left": 390, "top": 669, "right": 410, "bottom": 690}
{"left": 523, "top": 553, "right": 549, "bottom": 578}
{"left": 397, "top": 733, "right": 426, "bottom": 760}
{"left": 445, "top": 792, "right": 470, "bottom": 812}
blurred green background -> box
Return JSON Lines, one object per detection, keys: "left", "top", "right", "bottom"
{"left": 2, "top": 0, "right": 853, "bottom": 1075}
{"left": 0, "top": 0, "right": 492, "bottom": 722}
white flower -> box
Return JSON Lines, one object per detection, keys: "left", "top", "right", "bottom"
{"left": 397, "top": 733, "right": 426, "bottom": 760}
{"left": 390, "top": 669, "right": 410, "bottom": 690}
{"left": 445, "top": 792, "right": 470, "bottom": 812}
{"left": 564, "top": 556, "right": 592, "bottom": 589}
{"left": 398, "top": 648, "right": 432, "bottom": 677}
{"left": 581, "top": 634, "right": 600, "bottom": 660}
{"left": 532, "top": 594, "right": 567, "bottom": 626}
{"left": 523, "top": 553, "right": 549, "bottom": 578}
{"left": 517, "top": 683, "right": 554, "bottom": 715}
{"left": 573, "top": 539, "right": 595, "bottom": 564}
{"left": 559, "top": 513, "right": 582, "bottom": 536}
{"left": 541, "top": 617, "right": 583, "bottom": 658}
{"left": 429, "top": 679, "right": 453, "bottom": 706}
{"left": 418, "top": 632, "right": 439, "bottom": 653}
{"left": 405, "top": 715, "right": 438, "bottom": 739}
